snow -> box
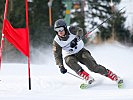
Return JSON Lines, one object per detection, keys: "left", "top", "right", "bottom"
{"left": 0, "top": 42, "right": 133, "bottom": 100}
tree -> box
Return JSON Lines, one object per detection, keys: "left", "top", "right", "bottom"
{"left": 28, "top": 0, "right": 65, "bottom": 47}
{"left": 84, "top": 0, "right": 120, "bottom": 41}
{"left": 0, "top": 0, "right": 5, "bottom": 32}
{"left": 0, "top": 0, "right": 27, "bottom": 62}
{"left": 70, "top": 0, "right": 131, "bottom": 44}
{"left": 113, "top": 10, "right": 130, "bottom": 43}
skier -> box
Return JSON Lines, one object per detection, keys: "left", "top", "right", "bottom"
{"left": 52, "top": 19, "right": 123, "bottom": 87}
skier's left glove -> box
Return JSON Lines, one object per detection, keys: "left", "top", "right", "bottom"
{"left": 70, "top": 36, "right": 80, "bottom": 48}
{"left": 59, "top": 65, "right": 67, "bottom": 74}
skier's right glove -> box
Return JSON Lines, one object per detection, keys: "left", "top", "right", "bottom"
{"left": 59, "top": 65, "right": 67, "bottom": 74}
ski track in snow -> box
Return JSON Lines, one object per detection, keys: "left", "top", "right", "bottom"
{"left": 0, "top": 42, "right": 133, "bottom": 100}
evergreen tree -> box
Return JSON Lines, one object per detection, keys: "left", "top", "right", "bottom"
{"left": 0, "top": 0, "right": 132, "bottom": 47}
{"left": 85, "top": 0, "right": 121, "bottom": 41}
{"left": 113, "top": 9, "right": 130, "bottom": 43}
{"left": 131, "top": 35, "right": 133, "bottom": 45}
{"left": 3, "top": 0, "right": 64, "bottom": 47}
{"left": 71, "top": 0, "right": 131, "bottom": 43}
{"left": 28, "top": 0, "right": 64, "bottom": 47}
{"left": 99, "top": 6, "right": 131, "bottom": 43}
{"left": 9, "top": 0, "right": 26, "bottom": 27}
{"left": 0, "top": 1, "right": 27, "bottom": 62}
{"left": 0, "top": 0, "right": 5, "bottom": 31}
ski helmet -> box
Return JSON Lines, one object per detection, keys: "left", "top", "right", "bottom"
{"left": 54, "top": 19, "right": 67, "bottom": 31}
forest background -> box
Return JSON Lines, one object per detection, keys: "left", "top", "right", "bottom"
{"left": 0, "top": 0, "right": 133, "bottom": 63}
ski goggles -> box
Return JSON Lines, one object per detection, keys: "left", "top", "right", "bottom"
{"left": 55, "top": 27, "right": 64, "bottom": 32}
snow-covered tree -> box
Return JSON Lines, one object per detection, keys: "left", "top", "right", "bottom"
{"left": 70, "top": 0, "right": 131, "bottom": 43}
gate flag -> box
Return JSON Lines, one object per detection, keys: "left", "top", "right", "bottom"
{"left": 2, "top": 19, "right": 29, "bottom": 57}
{"left": 1, "top": 0, "right": 31, "bottom": 90}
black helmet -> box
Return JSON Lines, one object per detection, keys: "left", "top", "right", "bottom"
{"left": 54, "top": 19, "right": 67, "bottom": 31}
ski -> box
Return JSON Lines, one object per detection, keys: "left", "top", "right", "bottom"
{"left": 80, "top": 79, "right": 124, "bottom": 89}
{"left": 80, "top": 78, "right": 95, "bottom": 89}
{"left": 80, "top": 83, "right": 89, "bottom": 89}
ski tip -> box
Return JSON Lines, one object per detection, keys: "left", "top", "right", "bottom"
{"left": 80, "top": 83, "right": 89, "bottom": 89}
{"left": 118, "top": 79, "right": 124, "bottom": 89}
{"left": 118, "top": 83, "right": 124, "bottom": 89}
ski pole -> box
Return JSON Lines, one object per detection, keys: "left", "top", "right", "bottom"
{"left": 67, "top": 72, "right": 83, "bottom": 80}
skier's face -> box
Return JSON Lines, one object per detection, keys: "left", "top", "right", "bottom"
{"left": 56, "top": 27, "right": 65, "bottom": 37}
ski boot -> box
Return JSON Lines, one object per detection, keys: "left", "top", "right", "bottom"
{"left": 107, "top": 69, "right": 123, "bottom": 88}
{"left": 77, "top": 69, "right": 95, "bottom": 89}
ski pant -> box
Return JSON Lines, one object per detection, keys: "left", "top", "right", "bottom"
{"left": 64, "top": 48, "right": 108, "bottom": 76}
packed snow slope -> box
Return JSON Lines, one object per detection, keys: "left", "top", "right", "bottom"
{"left": 0, "top": 42, "right": 133, "bottom": 100}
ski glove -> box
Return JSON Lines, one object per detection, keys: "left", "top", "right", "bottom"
{"left": 70, "top": 36, "right": 80, "bottom": 48}
{"left": 59, "top": 65, "right": 67, "bottom": 74}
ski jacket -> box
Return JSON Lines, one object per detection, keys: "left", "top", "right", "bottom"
{"left": 52, "top": 26, "right": 84, "bottom": 66}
